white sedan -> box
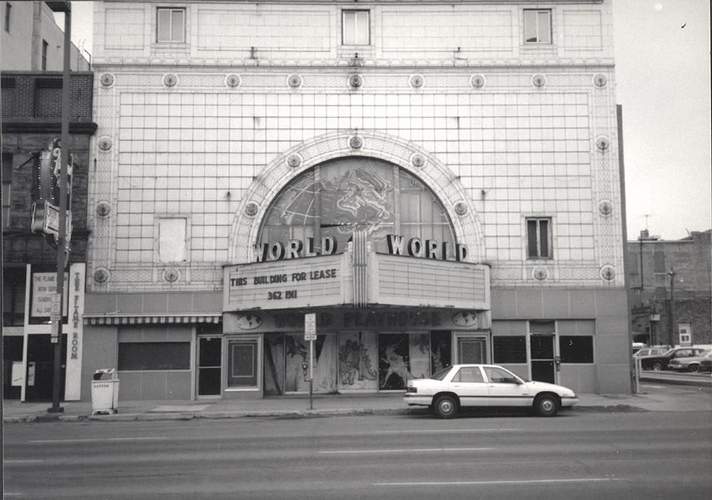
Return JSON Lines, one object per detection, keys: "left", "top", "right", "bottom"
{"left": 404, "top": 364, "right": 578, "bottom": 418}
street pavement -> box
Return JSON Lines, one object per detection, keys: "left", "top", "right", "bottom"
{"left": 3, "top": 374, "right": 711, "bottom": 423}
{"left": 3, "top": 409, "right": 711, "bottom": 499}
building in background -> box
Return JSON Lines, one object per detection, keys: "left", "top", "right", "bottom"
{"left": 1, "top": 1, "right": 89, "bottom": 71}
{"left": 85, "top": 0, "right": 630, "bottom": 401}
{"left": 628, "top": 229, "right": 712, "bottom": 347}
{"left": 2, "top": 2, "right": 95, "bottom": 401}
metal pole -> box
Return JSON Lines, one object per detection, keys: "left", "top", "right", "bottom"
{"left": 616, "top": 105, "right": 635, "bottom": 393}
{"left": 639, "top": 237, "right": 644, "bottom": 289}
{"left": 49, "top": 2, "right": 71, "bottom": 414}
{"left": 669, "top": 268, "right": 675, "bottom": 347}
{"left": 308, "top": 339, "right": 314, "bottom": 410}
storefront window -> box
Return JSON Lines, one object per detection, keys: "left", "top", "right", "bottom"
{"left": 378, "top": 333, "right": 410, "bottom": 390}
{"left": 118, "top": 342, "right": 190, "bottom": 370}
{"left": 259, "top": 157, "right": 455, "bottom": 255}
{"left": 430, "top": 330, "right": 452, "bottom": 373}
{"left": 493, "top": 336, "right": 527, "bottom": 363}
{"left": 559, "top": 336, "right": 594, "bottom": 363}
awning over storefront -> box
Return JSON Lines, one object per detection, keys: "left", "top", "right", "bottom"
{"left": 84, "top": 314, "right": 221, "bottom": 326}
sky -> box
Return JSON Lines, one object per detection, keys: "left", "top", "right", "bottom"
{"left": 60, "top": 0, "right": 711, "bottom": 240}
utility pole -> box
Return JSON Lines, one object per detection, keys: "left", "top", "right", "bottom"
{"left": 47, "top": 0, "right": 72, "bottom": 414}
{"left": 668, "top": 267, "right": 676, "bottom": 348}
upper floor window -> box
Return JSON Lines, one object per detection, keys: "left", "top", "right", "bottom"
{"left": 523, "top": 9, "right": 552, "bottom": 44}
{"left": 157, "top": 7, "right": 185, "bottom": 43}
{"left": 342, "top": 9, "right": 370, "bottom": 45}
{"left": 4, "top": 2, "right": 11, "bottom": 32}
{"left": 526, "top": 217, "right": 552, "bottom": 259}
{"left": 41, "top": 40, "right": 48, "bottom": 70}
{"left": 158, "top": 217, "right": 188, "bottom": 262}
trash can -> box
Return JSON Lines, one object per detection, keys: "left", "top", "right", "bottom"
{"left": 91, "top": 369, "right": 119, "bottom": 415}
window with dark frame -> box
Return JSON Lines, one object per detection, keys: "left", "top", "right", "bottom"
{"left": 526, "top": 217, "right": 552, "bottom": 259}
{"left": 559, "top": 336, "right": 594, "bottom": 363}
{"left": 157, "top": 7, "right": 185, "bottom": 43}
{"left": 493, "top": 336, "right": 527, "bottom": 364}
{"left": 228, "top": 340, "right": 258, "bottom": 387}
{"left": 118, "top": 342, "right": 190, "bottom": 370}
{"left": 523, "top": 9, "right": 552, "bottom": 44}
{"left": 5, "top": 2, "right": 11, "bottom": 32}
{"left": 342, "top": 9, "right": 370, "bottom": 45}
{"left": 41, "top": 39, "right": 48, "bottom": 70}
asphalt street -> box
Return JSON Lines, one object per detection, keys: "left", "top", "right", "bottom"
{"left": 4, "top": 408, "right": 712, "bottom": 500}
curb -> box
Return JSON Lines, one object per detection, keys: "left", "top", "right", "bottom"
{"left": 3, "top": 405, "right": 646, "bottom": 424}
{"left": 639, "top": 375, "right": 712, "bottom": 387}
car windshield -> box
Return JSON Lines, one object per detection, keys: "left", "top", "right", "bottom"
{"left": 663, "top": 349, "right": 676, "bottom": 356}
{"left": 430, "top": 366, "right": 453, "bottom": 381}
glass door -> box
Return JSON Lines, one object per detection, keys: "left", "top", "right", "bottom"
{"left": 197, "top": 336, "right": 221, "bottom": 397}
{"left": 530, "top": 335, "right": 556, "bottom": 383}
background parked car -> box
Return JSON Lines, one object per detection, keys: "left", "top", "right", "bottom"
{"left": 632, "top": 342, "right": 645, "bottom": 354}
{"left": 639, "top": 347, "right": 707, "bottom": 371}
{"left": 633, "top": 347, "right": 669, "bottom": 359}
{"left": 667, "top": 350, "right": 712, "bottom": 372}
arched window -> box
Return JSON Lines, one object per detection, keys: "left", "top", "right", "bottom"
{"left": 259, "top": 157, "right": 455, "bottom": 254}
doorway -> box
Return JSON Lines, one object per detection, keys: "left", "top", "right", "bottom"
{"left": 456, "top": 334, "right": 489, "bottom": 364}
{"left": 530, "top": 335, "right": 556, "bottom": 384}
{"left": 3, "top": 335, "right": 23, "bottom": 399}
{"left": 197, "top": 336, "right": 221, "bottom": 397}
{"left": 25, "top": 334, "right": 66, "bottom": 402}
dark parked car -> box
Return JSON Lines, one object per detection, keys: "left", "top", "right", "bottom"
{"left": 639, "top": 347, "right": 707, "bottom": 371}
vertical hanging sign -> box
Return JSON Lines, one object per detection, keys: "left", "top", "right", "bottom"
{"left": 64, "top": 263, "right": 85, "bottom": 401}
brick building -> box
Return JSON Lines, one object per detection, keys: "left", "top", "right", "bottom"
{"left": 1, "top": 71, "right": 96, "bottom": 401}
{"left": 84, "top": 0, "right": 630, "bottom": 401}
{"left": 628, "top": 230, "right": 712, "bottom": 347}
{"left": 1, "top": 1, "right": 89, "bottom": 72}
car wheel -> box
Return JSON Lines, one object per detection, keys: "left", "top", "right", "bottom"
{"left": 688, "top": 364, "right": 699, "bottom": 372}
{"left": 652, "top": 361, "right": 663, "bottom": 371}
{"left": 433, "top": 395, "right": 458, "bottom": 419}
{"left": 534, "top": 394, "right": 559, "bottom": 417}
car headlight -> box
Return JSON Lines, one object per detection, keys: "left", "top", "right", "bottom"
{"left": 406, "top": 386, "right": 417, "bottom": 393}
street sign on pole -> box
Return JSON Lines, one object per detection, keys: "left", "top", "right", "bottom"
{"left": 304, "top": 313, "right": 316, "bottom": 410}
{"left": 304, "top": 313, "right": 316, "bottom": 341}
{"left": 50, "top": 294, "right": 61, "bottom": 342}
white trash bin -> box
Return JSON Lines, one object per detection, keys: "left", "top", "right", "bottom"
{"left": 91, "top": 369, "right": 119, "bottom": 415}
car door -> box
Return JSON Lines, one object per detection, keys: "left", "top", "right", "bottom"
{"left": 483, "top": 366, "right": 531, "bottom": 407}
{"left": 449, "top": 366, "right": 488, "bottom": 408}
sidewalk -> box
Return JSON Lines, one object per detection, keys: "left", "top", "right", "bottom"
{"left": 4, "top": 387, "right": 711, "bottom": 423}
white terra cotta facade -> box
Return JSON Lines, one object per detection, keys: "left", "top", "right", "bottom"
{"left": 83, "top": 0, "right": 630, "bottom": 401}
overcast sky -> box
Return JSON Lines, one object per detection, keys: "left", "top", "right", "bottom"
{"left": 63, "top": 0, "right": 711, "bottom": 240}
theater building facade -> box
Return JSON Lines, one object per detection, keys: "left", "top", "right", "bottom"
{"left": 82, "top": 0, "right": 630, "bottom": 401}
